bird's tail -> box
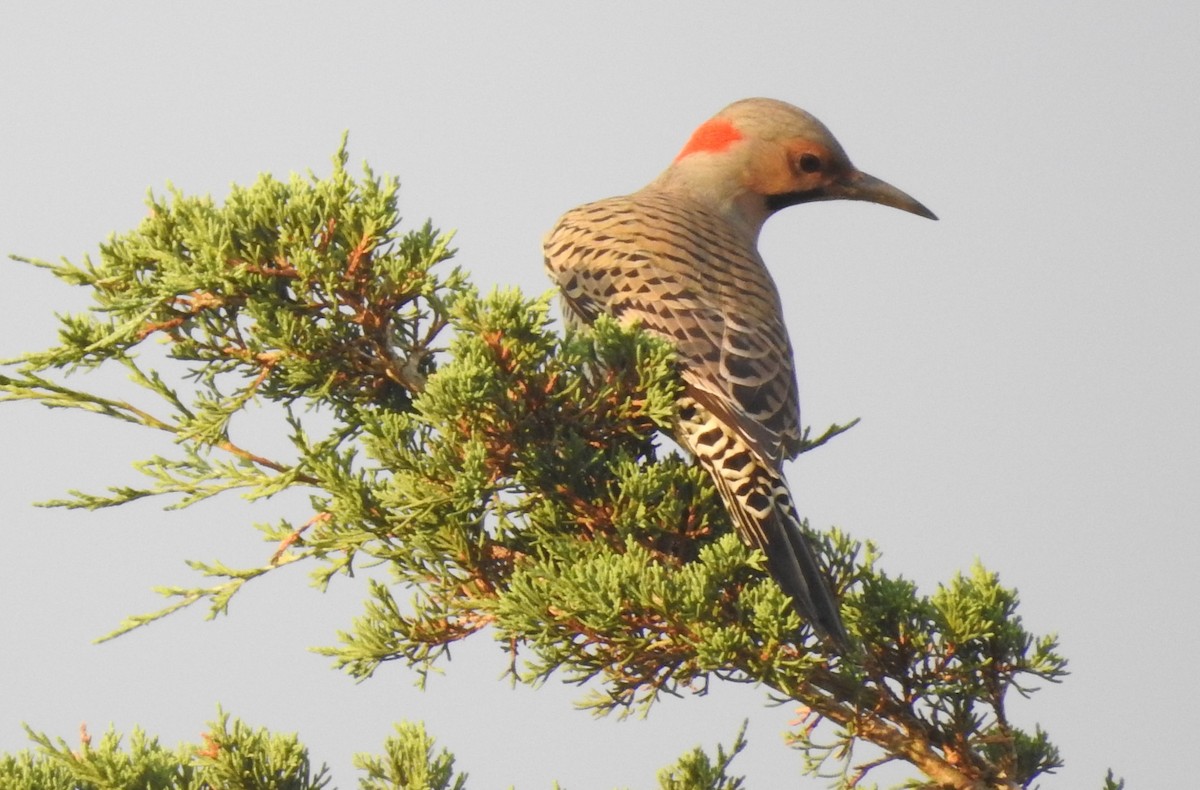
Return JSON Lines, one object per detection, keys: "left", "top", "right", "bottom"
{"left": 679, "top": 405, "right": 850, "bottom": 650}
{"left": 753, "top": 468, "right": 851, "bottom": 651}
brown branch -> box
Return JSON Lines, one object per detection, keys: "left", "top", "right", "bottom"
{"left": 790, "top": 667, "right": 1016, "bottom": 790}
{"left": 344, "top": 231, "right": 373, "bottom": 278}
{"left": 232, "top": 257, "right": 300, "bottom": 278}
{"left": 136, "top": 316, "right": 186, "bottom": 341}
{"left": 211, "top": 438, "right": 319, "bottom": 486}
{"left": 271, "top": 511, "right": 332, "bottom": 564}
{"left": 315, "top": 217, "right": 337, "bottom": 253}
{"left": 848, "top": 753, "right": 902, "bottom": 788}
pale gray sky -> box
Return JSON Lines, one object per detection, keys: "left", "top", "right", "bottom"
{"left": 2, "top": 3, "right": 1196, "bottom": 787}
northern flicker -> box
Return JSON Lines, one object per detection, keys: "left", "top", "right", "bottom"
{"left": 543, "top": 98, "right": 935, "bottom": 650}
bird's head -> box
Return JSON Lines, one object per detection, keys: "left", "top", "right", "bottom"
{"left": 656, "top": 97, "right": 937, "bottom": 235}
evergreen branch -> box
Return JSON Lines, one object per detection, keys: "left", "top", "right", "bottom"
{"left": 798, "top": 417, "right": 861, "bottom": 454}
{"left": 0, "top": 371, "right": 175, "bottom": 431}
{"left": 656, "top": 721, "right": 748, "bottom": 790}
{"left": 2, "top": 712, "right": 762, "bottom": 789}
{"left": 95, "top": 552, "right": 311, "bottom": 643}
{"left": 0, "top": 143, "right": 1080, "bottom": 788}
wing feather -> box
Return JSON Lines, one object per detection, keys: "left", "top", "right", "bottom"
{"left": 544, "top": 191, "right": 803, "bottom": 466}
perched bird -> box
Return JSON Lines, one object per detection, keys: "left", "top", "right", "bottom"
{"left": 543, "top": 98, "right": 935, "bottom": 650}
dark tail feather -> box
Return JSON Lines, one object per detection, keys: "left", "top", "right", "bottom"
{"left": 676, "top": 397, "right": 850, "bottom": 651}
{"left": 761, "top": 488, "right": 851, "bottom": 652}
{"left": 763, "top": 506, "right": 849, "bottom": 648}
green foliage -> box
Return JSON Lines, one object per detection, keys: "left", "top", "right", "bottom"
{"left": 655, "top": 723, "right": 747, "bottom": 790}
{"left": 1, "top": 144, "right": 1083, "bottom": 788}
{"left": 193, "top": 711, "right": 330, "bottom": 790}
{"left": 354, "top": 722, "right": 466, "bottom": 790}
{"left": 0, "top": 712, "right": 761, "bottom": 790}
{"left": 1, "top": 711, "right": 329, "bottom": 790}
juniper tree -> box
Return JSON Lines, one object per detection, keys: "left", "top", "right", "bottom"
{"left": 0, "top": 141, "right": 1108, "bottom": 789}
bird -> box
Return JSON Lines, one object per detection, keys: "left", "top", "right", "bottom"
{"left": 543, "top": 98, "right": 936, "bottom": 651}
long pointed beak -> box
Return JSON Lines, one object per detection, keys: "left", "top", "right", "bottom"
{"left": 829, "top": 170, "right": 937, "bottom": 220}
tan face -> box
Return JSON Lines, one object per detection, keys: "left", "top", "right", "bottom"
{"left": 744, "top": 138, "right": 850, "bottom": 198}
{"left": 745, "top": 135, "right": 936, "bottom": 219}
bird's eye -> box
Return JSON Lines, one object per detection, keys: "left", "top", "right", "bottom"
{"left": 797, "top": 153, "right": 822, "bottom": 173}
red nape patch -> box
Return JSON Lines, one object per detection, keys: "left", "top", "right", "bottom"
{"left": 674, "top": 117, "right": 743, "bottom": 162}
